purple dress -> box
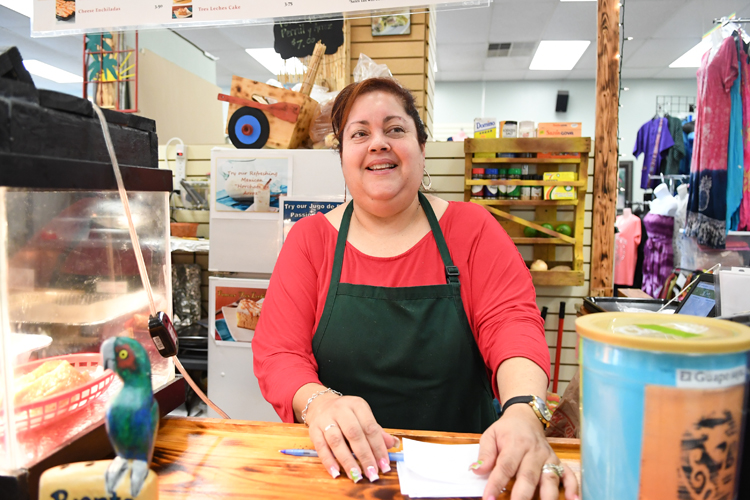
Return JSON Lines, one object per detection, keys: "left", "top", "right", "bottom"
{"left": 633, "top": 117, "right": 675, "bottom": 189}
{"left": 641, "top": 213, "right": 675, "bottom": 298}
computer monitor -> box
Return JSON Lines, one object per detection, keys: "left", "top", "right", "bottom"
{"left": 674, "top": 273, "right": 716, "bottom": 317}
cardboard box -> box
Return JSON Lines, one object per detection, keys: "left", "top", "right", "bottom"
{"left": 537, "top": 122, "right": 582, "bottom": 137}
{"left": 544, "top": 172, "right": 578, "bottom": 200}
{"left": 500, "top": 120, "right": 518, "bottom": 138}
{"left": 518, "top": 121, "right": 535, "bottom": 138}
{"left": 473, "top": 118, "right": 497, "bottom": 158}
{"left": 537, "top": 123, "right": 582, "bottom": 158}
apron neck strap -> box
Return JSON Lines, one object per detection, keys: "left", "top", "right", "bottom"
{"left": 418, "top": 192, "right": 460, "bottom": 284}
{"left": 333, "top": 193, "right": 460, "bottom": 285}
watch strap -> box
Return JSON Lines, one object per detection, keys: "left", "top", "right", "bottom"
{"left": 500, "top": 395, "right": 550, "bottom": 429}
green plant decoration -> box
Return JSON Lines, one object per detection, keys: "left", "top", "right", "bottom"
{"left": 86, "top": 33, "right": 118, "bottom": 82}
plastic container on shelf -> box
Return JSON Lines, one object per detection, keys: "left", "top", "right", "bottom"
{"left": 576, "top": 313, "right": 750, "bottom": 500}
{"left": 484, "top": 168, "right": 499, "bottom": 199}
{"left": 506, "top": 168, "right": 522, "bottom": 199}
{"left": 471, "top": 168, "right": 485, "bottom": 199}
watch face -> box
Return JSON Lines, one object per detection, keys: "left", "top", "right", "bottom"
{"left": 533, "top": 396, "right": 552, "bottom": 421}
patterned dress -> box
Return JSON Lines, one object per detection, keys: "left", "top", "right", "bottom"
{"left": 685, "top": 36, "right": 739, "bottom": 248}
{"left": 642, "top": 213, "right": 675, "bottom": 298}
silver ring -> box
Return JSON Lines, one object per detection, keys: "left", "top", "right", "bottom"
{"left": 542, "top": 463, "right": 564, "bottom": 478}
{"left": 324, "top": 423, "right": 337, "bottom": 432}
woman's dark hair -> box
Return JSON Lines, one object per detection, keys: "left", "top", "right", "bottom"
{"left": 330, "top": 77, "right": 428, "bottom": 154}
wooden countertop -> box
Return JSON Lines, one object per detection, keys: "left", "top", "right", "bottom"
{"left": 152, "top": 417, "right": 580, "bottom": 499}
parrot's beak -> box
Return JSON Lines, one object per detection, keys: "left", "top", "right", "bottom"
{"left": 101, "top": 337, "right": 116, "bottom": 371}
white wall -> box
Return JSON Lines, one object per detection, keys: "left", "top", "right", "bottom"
{"left": 139, "top": 30, "right": 217, "bottom": 85}
{"left": 434, "top": 78, "right": 698, "bottom": 204}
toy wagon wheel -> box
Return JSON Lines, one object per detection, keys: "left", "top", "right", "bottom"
{"left": 228, "top": 107, "right": 270, "bottom": 149}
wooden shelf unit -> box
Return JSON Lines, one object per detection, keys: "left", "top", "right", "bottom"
{"left": 464, "top": 137, "right": 591, "bottom": 287}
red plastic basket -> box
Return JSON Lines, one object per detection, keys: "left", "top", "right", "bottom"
{"left": 10, "top": 353, "right": 115, "bottom": 433}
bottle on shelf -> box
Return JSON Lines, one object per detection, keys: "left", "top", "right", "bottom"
{"left": 497, "top": 168, "right": 508, "bottom": 198}
{"left": 471, "top": 168, "right": 485, "bottom": 199}
{"left": 484, "top": 168, "right": 499, "bottom": 200}
{"left": 507, "top": 168, "right": 522, "bottom": 200}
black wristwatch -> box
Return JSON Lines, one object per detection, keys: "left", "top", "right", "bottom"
{"left": 500, "top": 395, "right": 552, "bottom": 429}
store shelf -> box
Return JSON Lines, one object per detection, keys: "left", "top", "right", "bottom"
{"left": 471, "top": 157, "right": 581, "bottom": 164}
{"left": 530, "top": 270, "right": 585, "bottom": 287}
{"left": 466, "top": 179, "right": 586, "bottom": 187}
{"left": 512, "top": 237, "right": 575, "bottom": 245}
{"left": 470, "top": 199, "right": 579, "bottom": 207}
{"left": 465, "top": 138, "right": 590, "bottom": 287}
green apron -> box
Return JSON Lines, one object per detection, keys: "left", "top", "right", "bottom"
{"left": 312, "top": 192, "right": 497, "bottom": 433}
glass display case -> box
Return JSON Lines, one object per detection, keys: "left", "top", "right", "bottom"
{"left": 0, "top": 188, "right": 172, "bottom": 473}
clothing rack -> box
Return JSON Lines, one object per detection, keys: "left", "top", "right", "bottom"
{"left": 713, "top": 18, "right": 750, "bottom": 24}
{"left": 655, "top": 95, "right": 696, "bottom": 115}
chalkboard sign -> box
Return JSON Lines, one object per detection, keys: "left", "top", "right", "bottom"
{"left": 273, "top": 19, "right": 344, "bottom": 60}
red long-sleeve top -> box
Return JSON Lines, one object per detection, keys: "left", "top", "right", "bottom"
{"left": 252, "top": 201, "right": 549, "bottom": 423}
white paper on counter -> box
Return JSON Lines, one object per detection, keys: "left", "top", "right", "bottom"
{"left": 396, "top": 438, "right": 488, "bottom": 498}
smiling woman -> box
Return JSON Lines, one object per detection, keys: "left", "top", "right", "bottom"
{"left": 252, "top": 77, "right": 578, "bottom": 500}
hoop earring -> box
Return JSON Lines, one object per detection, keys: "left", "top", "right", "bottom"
{"left": 422, "top": 168, "right": 432, "bottom": 191}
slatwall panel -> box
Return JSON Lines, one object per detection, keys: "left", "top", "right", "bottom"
{"left": 160, "top": 145, "right": 217, "bottom": 315}
{"left": 348, "top": 10, "right": 435, "bottom": 138}
{"left": 425, "top": 141, "right": 593, "bottom": 395}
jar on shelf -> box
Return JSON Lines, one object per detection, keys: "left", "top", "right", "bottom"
{"left": 520, "top": 175, "right": 532, "bottom": 200}
{"left": 497, "top": 168, "right": 508, "bottom": 198}
{"left": 507, "top": 168, "right": 522, "bottom": 200}
{"left": 471, "top": 168, "right": 485, "bottom": 199}
{"left": 484, "top": 168, "right": 499, "bottom": 199}
{"left": 531, "top": 175, "right": 543, "bottom": 200}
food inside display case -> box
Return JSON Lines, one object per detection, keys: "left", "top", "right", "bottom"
{"left": 0, "top": 189, "right": 172, "bottom": 471}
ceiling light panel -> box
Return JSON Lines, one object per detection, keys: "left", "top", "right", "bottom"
{"left": 669, "top": 37, "right": 711, "bottom": 68}
{"left": 529, "top": 40, "right": 590, "bottom": 71}
{"left": 23, "top": 60, "right": 82, "bottom": 83}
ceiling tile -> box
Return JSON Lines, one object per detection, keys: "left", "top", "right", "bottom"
{"left": 622, "top": 1, "right": 688, "bottom": 39}
{"left": 626, "top": 38, "right": 700, "bottom": 69}
{"left": 437, "top": 43, "right": 488, "bottom": 72}
{"left": 524, "top": 70, "right": 572, "bottom": 80}
{"left": 621, "top": 67, "right": 661, "bottom": 79}
{"left": 484, "top": 55, "right": 532, "bottom": 72}
{"left": 488, "top": 0, "right": 557, "bottom": 42}
{"left": 482, "top": 69, "right": 529, "bottom": 81}
{"left": 544, "top": 1, "right": 597, "bottom": 40}
{"left": 572, "top": 44, "right": 597, "bottom": 70}
{"left": 566, "top": 68, "right": 596, "bottom": 80}
{"left": 652, "top": 67, "right": 700, "bottom": 79}
{"left": 436, "top": 5, "right": 492, "bottom": 44}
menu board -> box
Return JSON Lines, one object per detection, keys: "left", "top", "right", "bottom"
{"left": 32, "top": 0, "right": 469, "bottom": 37}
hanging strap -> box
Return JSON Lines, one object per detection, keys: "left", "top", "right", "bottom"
{"left": 417, "top": 192, "right": 460, "bottom": 284}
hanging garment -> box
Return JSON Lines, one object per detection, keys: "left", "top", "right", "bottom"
{"left": 679, "top": 117, "right": 695, "bottom": 175}
{"left": 727, "top": 34, "right": 745, "bottom": 231}
{"left": 632, "top": 209, "right": 648, "bottom": 289}
{"left": 685, "top": 36, "right": 739, "bottom": 248}
{"left": 614, "top": 212, "right": 642, "bottom": 286}
{"left": 740, "top": 38, "right": 750, "bottom": 230}
{"left": 641, "top": 213, "right": 675, "bottom": 298}
{"left": 634, "top": 117, "right": 675, "bottom": 189}
{"left": 663, "top": 115, "right": 686, "bottom": 176}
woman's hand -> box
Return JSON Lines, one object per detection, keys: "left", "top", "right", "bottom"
{"left": 304, "top": 391, "right": 399, "bottom": 483}
{"left": 470, "top": 405, "right": 579, "bottom": 500}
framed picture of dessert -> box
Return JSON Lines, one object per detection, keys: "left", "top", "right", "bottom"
{"left": 279, "top": 195, "right": 345, "bottom": 249}
{"left": 208, "top": 277, "right": 269, "bottom": 343}
{"left": 212, "top": 149, "right": 293, "bottom": 221}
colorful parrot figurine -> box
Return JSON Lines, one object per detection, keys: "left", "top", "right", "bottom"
{"left": 100, "top": 336, "right": 159, "bottom": 497}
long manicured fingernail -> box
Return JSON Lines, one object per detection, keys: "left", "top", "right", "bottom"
{"left": 365, "top": 466, "right": 379, "bottom": 482}
{"left": 329, "top": 467, "right": 340, "bottom": 479}
{"left": 468, "top": 460, "right": 483, "bottom": 470}
{"left": 391, "top": 436, "right": 401, "bottom": 449}
{"left": 486, "top": 496, "right": 496, "bottom": 500}
{"left": 349, "top": 468, "right": 362, "bottom": 483}
{"left": 379, "top": 457, "right": 391, "bottom": 473}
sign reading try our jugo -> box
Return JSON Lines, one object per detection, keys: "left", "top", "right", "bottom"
{"left": 273, "top": 19, "right": 344, "bottom": 59}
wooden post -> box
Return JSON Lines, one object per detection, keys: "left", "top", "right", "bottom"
{"left": 590, "top": 0, "right": 620, "bottom": 297}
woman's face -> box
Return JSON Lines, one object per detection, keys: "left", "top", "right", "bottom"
{"left": 340, "top": 90, "right": 425, "bottom": 214}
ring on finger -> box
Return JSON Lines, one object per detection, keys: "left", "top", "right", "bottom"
{"left": 542, "top": 463, "right": 564, "bottom": 478}
{"left": 324, "top": 423, "right": 337, "bottom": 432}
